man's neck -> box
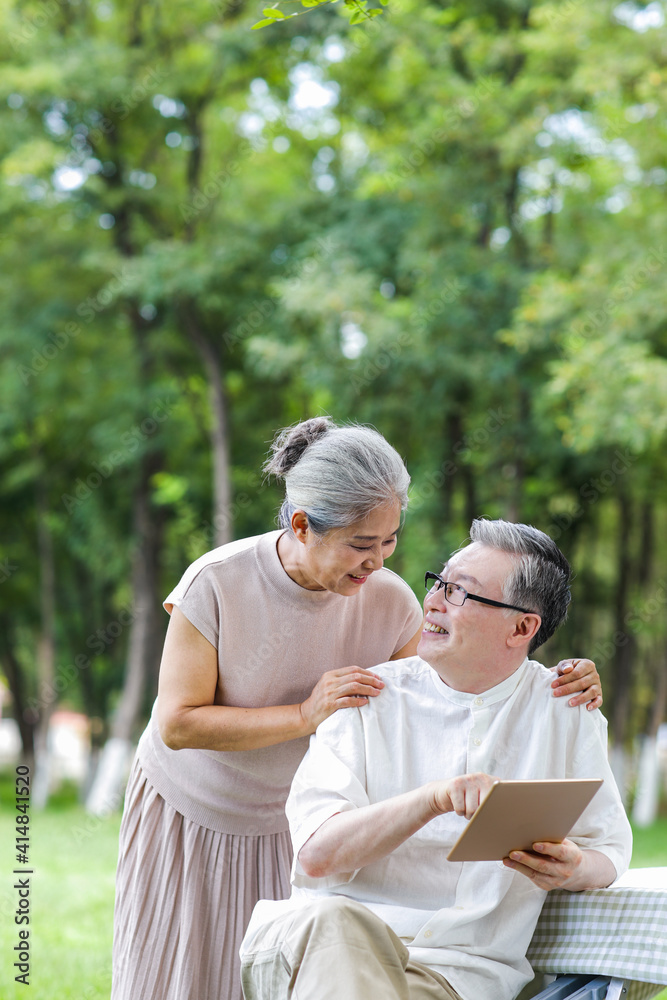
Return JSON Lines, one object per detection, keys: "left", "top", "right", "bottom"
{"left": 432, "top": 655, "right": 528, "bottom": 694}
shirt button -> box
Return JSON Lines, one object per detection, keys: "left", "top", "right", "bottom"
{"left": 473, "top": 738, "right": 482, "bottom": 746}
{"left": 424, "top": 930, "right": 433, "bottom": 939}
{"left": 474, "top": 697, "right": 484, "bottom": 706}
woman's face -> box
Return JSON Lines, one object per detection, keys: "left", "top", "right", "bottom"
{"left": 291, "top": 503, "right": 401, "bottom": 595}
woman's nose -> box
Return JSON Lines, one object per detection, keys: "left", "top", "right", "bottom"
{"left": 362, "top": 550, "right": 383, "bottom": 571}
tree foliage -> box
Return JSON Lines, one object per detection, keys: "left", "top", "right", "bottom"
{"left": 1, "top": 0, "right": 666, "bottom": 789}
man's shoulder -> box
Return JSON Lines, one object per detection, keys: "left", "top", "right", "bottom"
{"left": 372, "top": 655, "right": 432, "bottom": 684}
{"left": 363, "top": 657, "right": 437, "bottom": 716}
{"left": 518, "top": 659, "right": 608, "bottom": 737}
{"left": 523, "top": 658, "right": 556, "bottom": 691}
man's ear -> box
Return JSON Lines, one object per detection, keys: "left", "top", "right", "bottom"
{"left": 507, "top": 614, "right": 541, "bottom": 648}
{"left": 290, "top": 510, "right": 310, "bottom": 543}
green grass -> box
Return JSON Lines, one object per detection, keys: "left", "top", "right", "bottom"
{"left": 0, "top": 782, "right": 120, "bottom": 1000}
{"left": 0, "top": 773, "right": 665, "bottom": 999}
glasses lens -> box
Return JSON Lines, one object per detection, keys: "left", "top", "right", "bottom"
{"left": 425, "top": 573, "right": 441, "bottom": 592}
{"left": 445, "top": 583, "right": 466, "bottom": 606}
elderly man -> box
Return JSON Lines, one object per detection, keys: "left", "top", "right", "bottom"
{"left": 240, "top": 519, "right": 632, "bottom": 1000}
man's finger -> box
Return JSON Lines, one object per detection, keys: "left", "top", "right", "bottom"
{"left": 531, "top": 841, "right": 568, "bottom": 860}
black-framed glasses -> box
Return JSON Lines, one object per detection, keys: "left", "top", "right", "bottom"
{"left": 424, "top": 572, "right": 533, "bottom": 614}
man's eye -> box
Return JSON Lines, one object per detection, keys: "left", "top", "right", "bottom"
{"left": 352, "top": 545, "right": 372, "bottom": 551}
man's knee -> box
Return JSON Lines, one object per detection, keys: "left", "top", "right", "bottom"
{"left": 280, "top": 896, "right": 375, "bottom": 952}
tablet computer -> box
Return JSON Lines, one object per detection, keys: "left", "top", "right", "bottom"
{"left": 446, "top": 778, "right": 603, "bottom": 862}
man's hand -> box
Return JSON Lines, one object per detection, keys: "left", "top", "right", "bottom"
{"left": 430, "top": 773, "right": 497, "bottom": 820}
{"left": 551, "top": 659, "right": 602, "bottom": 710}
{"left": 503, "top": 839, "right": 584, "bottom": 889}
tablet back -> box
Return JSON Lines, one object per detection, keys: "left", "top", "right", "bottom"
{"left": 446, "top": 778, "right": 603, "bottom": 862}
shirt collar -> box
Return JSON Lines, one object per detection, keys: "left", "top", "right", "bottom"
{"left": 429, "top": 657, "right": 529, "bottom": 707}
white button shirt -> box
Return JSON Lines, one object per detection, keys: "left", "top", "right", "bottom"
{"left": 243, "top": 657, "right": 632, "bottom": 1000}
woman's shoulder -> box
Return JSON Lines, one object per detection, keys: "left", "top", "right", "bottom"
{"left": 164, "top": 530, "right": 280, "bottom": 611}
{"left": 370, "top": 566, "right": 419, "bottom": 600}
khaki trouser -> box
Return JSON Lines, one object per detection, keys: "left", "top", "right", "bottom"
{"left": 241, "top": 897, "right": 463, "bottom": 1000}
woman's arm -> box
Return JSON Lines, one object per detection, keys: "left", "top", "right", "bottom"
{"left": 389, "top": 624, "right": 422, "bottom": 660}
{"left": 551, "top": 658, "right": 602, "bottom": 710}
{"left": 156, "top": 608, "right": 385, "bottom": 751}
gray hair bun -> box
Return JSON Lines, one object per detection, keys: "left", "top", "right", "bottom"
{"left": 264, "top": 416, "right": 410, "bottom": 535}
{"left": 264, "top": 417, "right": 334, "bottom": 479}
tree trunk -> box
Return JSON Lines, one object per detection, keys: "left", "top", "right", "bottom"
{"left": 32, "top": 484, "right": 57, "bottom": 809}
{"left": 610, "top": 491, "right": 636, "bottom": 747}
{"left": 505, "top": 386, "right": 528, "bottom": 522}
{"left": 447, "top": 411, "right": 477, "bottom": 528}
{"left": 632, "top": 650, "right": 667, "bottom": 827}
{"left": 637, "top": 501, "right": 654, "bottom": 587}
{"left": 0, "top": 628, "right": 36, "bottom": 766}
{"left": 184, "top": 311, "right": 232, "bottom": 547}
{"left": 85, "top": 450, "right": 164, "bottom": 816}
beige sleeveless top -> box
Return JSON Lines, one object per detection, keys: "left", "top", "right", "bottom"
{"left": 137, "top": 530, "right": 423, "bottom": 834}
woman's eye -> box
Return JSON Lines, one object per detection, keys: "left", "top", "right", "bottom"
{"left": 352, "top": 545, "right": 372, "bottom": 551}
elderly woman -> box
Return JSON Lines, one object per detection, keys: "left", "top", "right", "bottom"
{"left": 111, "top": 417, "right": 600, "bottom": 1000}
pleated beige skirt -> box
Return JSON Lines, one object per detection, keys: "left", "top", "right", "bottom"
{"left": 111, "top": 760, "right": 293, "bottom": 1000}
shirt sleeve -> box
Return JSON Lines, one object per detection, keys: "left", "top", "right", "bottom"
{"left": 565, "top": 710, "right": 633, "bottom": 881}
{"left": 163, "top": 565, "right": 221, "bottom": 649}
{"left": 286, "top": 707, "right": 370, "bottom": 890}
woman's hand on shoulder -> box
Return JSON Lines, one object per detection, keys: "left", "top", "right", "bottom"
{"left": 551, "top": 658, "right": 602, "bottom": 711}
{"left": 299, "top": 667, "right": 385, "bottom": 732}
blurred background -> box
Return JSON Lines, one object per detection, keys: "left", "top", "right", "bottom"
{"left": 1, "top": 0, "right": 667, "bottom": 995}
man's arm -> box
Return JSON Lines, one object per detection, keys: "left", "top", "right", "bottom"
{"left": 298, "top": 773, "right": 495, "bottom": 879}
{"left": 503, "top": 840, "right": 617, "bottom": 891}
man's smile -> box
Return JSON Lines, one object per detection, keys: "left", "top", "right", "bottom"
{"left": 423, "top": 620, "right": 449, "bottom": 635}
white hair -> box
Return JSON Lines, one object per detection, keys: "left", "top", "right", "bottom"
{"left": 469, "top": 518, "right": 572, "bottom": 653}
{"left": 264, "top": 416, "right": 410, "bottom": 534}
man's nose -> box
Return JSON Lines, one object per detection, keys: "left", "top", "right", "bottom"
{"left": 425, "top": 588, "right": 448, "bottom": 612}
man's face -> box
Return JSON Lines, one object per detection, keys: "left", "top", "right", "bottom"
{"left": 417, "top": 542, "right": 524, "bottom": 690}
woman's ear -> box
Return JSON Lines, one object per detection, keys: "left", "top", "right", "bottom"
{"left": 290, "top": 510, "right": 310, "bottom": 543}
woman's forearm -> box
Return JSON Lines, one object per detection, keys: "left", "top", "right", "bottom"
{"left": 158, "top": 701, "right": 312, "bottom": 751}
